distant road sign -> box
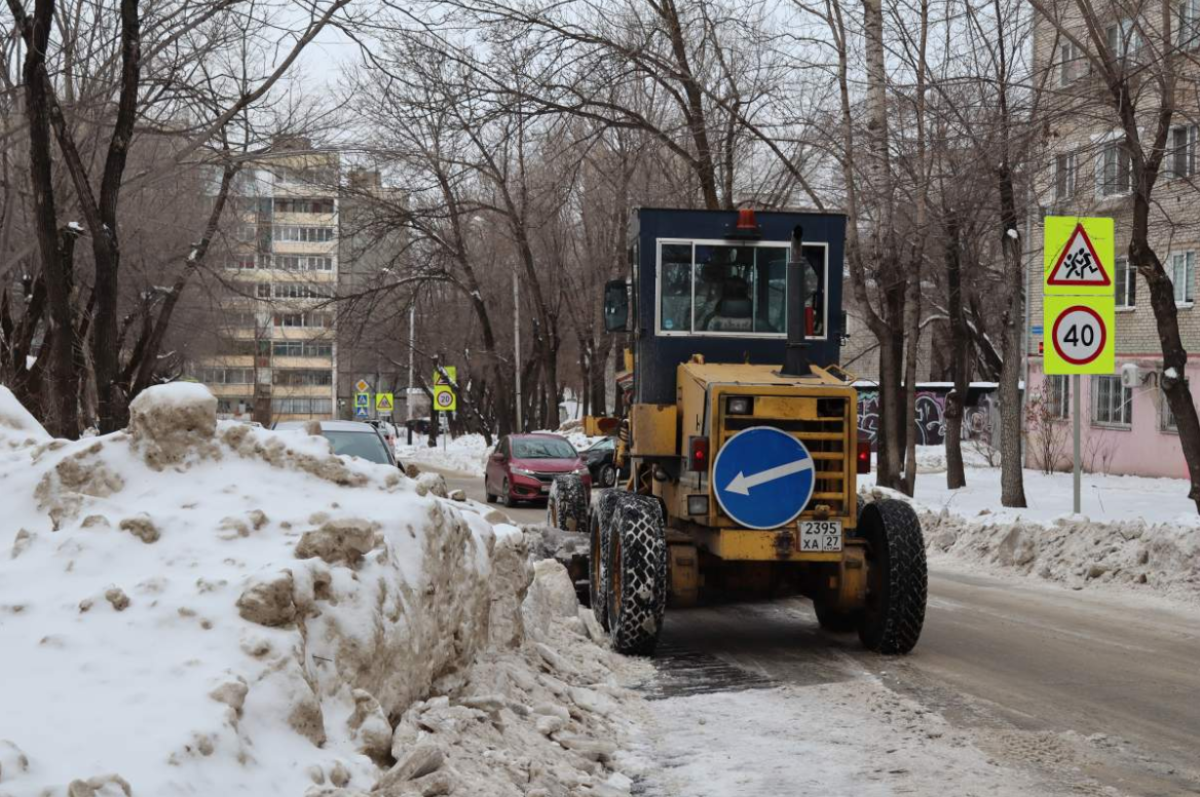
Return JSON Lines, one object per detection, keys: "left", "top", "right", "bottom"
{"left": 712, "top": 427, "right": 815, "bottom": 530}
{"left": 1044, "top": 217, "right": 1114, "bottom": 296}
{"left": 434, "top": 386, "right": 456, "bottom": 412}
{"left": 376, "top": 392, "right": 394, "bottom": 412}
{"left": 354, "top": 393, "right": 370, "bottom": 408}
{"left": 354, "top": 406, "right": 369, "bottom": 418}
{"left": 1044, "top": 296, "right": 1115, "bottom": 375}
{"left": 433, "top": 366, "right": 457, "bottom": 386}
{"left": 355, "top": 379, "right": 371, "bottom": 393}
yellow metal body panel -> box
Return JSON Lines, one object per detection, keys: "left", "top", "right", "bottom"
{"left": 667, "top": 544, "right": 700, "bottom": 606}
{"left": 630, "top": 403, "right": 678, "bottom": 456}
{"left": 651, "top": 361, "right": 860, "bottom": 564}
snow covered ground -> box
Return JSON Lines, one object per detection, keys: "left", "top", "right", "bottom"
{"left": 622, "top": 679, "right": 1092, "bottom": 797}
{"left": 0, "top": 386, "right": 644, "bottom": 797}
{"left": 397, "top": 432, "right": 493, "bottom": 477}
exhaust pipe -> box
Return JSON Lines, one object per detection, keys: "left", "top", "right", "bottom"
{"left": 780, "top": 224, "right": 811, "bottom": 377}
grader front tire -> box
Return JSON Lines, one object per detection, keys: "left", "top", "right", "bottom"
{"left": 857, "top": 499, "right": 927, "bottom": 654}
{"left": 606, "top": 493, "right": 668, "bottom": 657}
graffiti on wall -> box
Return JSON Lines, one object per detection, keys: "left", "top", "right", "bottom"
{"left": 856, "top": 387, "right": 996, "bottom": 448}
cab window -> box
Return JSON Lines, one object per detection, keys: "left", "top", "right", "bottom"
{"left": 657, "top": 240, "right": 826, "bottom": 338}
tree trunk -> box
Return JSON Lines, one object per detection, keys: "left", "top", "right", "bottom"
{"left": 943, "top": 211, "right": 969, "bottom": 489}
{"left": 14, "top": 0, "right": 79, "bottom": 438}
{"left": 997, "top": 171, "right": 1026, "bottom": 508}
{"left": 1131, "top": 202, "right": 1200, "bottom": 508}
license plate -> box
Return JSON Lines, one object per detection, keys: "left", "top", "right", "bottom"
{"left": 800, "top": 520, "right": 843, "bottom": 552}
{"left": 540, "top": 484, "right": 550, "bottom": 493}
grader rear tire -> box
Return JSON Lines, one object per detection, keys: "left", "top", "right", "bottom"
{"left": 606, "top": 493, "right": 668, "bottom": 656}
{"left": 857, "top": 499, "right": 927, "bottom": 654}
{"left": 588, "top": 489, "right": 623, "bottom": 631}
{"left": 547, "top": 474, "right": 588, "bottom": 531}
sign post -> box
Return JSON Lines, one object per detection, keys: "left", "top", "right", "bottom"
{"left": 1043, "top": 217, "right": 1115, "bottom": 515}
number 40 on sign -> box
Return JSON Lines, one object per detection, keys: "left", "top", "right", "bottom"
{"left": 1044, "top": 297, "right": 1115, "bottom": 375}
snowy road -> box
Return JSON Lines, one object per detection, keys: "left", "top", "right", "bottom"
{"left": 436, "top": 467, "right": 1200, "bottom": 795}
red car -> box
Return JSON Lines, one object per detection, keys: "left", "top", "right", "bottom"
{"left": 485, "top": 433, "right": 592, "bottom": 506}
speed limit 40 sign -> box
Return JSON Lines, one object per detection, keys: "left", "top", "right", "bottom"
{"left": 1044, "top": 295, "right": 1115, "bottom": 375}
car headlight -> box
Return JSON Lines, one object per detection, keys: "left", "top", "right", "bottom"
{"left": 573, "top": 465, "right": 590, "bottom": 475}
{"left": 511, "top": 467, "right": 536, "bottom": 478}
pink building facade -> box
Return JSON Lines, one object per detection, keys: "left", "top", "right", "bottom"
{"left": 1025, "top": 359, "right": 1197, "bottom": 479}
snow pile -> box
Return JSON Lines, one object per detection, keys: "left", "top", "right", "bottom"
{"left": 0, "top": 385, "right": 645, "bottom": 797}
{"left": 0, "top": 387, "right": 49, "bottom": 449}
{"left": 861, "top": 486, "right": 1200, "bottom": 602}
{"left": 397, "top": 433, "right": 492, "bottom": 477}
{"left": 355, "top": 559, "right": 646, "bottom": 797}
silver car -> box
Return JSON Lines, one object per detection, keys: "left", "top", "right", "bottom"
{"left": 273, "top": 420, "right": 402, "bottom": 469}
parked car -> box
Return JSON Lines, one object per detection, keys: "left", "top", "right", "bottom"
{"left": 366, "top": 418, "right": 398, "bottom": 449}
{"left": 274, "top": 420, "right": 402, "bottom": 469}
{"left": 581, "top": 436, "right": 628, "bottom": 488}
{"left": 484, "top": 433, "right": 591, "bottom": 506}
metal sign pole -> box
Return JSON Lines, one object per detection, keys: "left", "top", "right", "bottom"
{"left": 1072, "top": 373, "right": 1081, "bottom": 514}
{"left": 442, "top": 411, "right": 447, "bottom": 452}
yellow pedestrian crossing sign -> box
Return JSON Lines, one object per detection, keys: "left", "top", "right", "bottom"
{"left": 375, "top": 392, "right": 394, "bottom": 413}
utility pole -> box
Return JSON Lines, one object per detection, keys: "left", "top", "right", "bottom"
{"left": 407, "top": 301, "right": 415, "bottom": 420}
{"left": 513, "top": 269, "right": 523, "bottom": 432}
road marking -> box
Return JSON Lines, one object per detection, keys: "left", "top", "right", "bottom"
{"left": 724, "top": 457, "right": 813, "bottom": 495}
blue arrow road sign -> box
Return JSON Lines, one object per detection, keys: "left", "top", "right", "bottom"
{"left": 712, "top": 426, "right": 816, "bottom": 530}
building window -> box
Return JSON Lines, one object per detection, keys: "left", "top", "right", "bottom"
{"left": 198, "top": 367, "right": 254, "bottom": 385}
{"left": 274, "top": 198, "right": 335, "bottom": 214}
{"left": 1168, "top": 251, "right": 1195, "bottom": 304}
{"left": 1162, "top": 389, "right": 1179, "bottom": 431}
{"left": 1179, "top": 0, "right": 1200, "bottom": 48}
{"left": 1166, "top": 124, "right": 1197, "bottom": 179}
{"left": 1058, "top": 40, "right": 1081, "bottom": 86}
{"left": 1055, "top": 152, "right": 1077, "bottom": 201}
{"left": 1115, "top": 257, "right": 1136, "bottom": 307}
{"left": 272, "top": 397, "right": 333, "bottom": 415}
{"left": 273, "top": 369, "right": 333, "bottom": 387}
{"left": 274, "top": 282, "right": 331, "bottom": 299}
{"left": 1092, "top": 375, "right": 1132, "bottom": 427}
{"left": 227, "top": 256, "right": 257, "bottom": 270}
{"left": 274, "top": 312, "right": 333, "bottom": 328}
{"left": 272, "top": 341, "right": 333, "bottom": 357}
{"left": 256, "top": 283, "right": 271, "bottom": 299}
{"left": 1105, "top": 18, "right": 1141, "bottom": 62}
{"left": 274, "top": 226, "right": 334, "bottom": 243}
{"left": 1045, "top": 375, "right": 1070, "bottom": 420}
{"left": 1098, "top": 140, "right": 1131, "bottom": 195}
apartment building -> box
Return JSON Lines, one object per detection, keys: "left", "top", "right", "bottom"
{"left": 197, "top": 138, "right": 339, "bottom": 425}
{"left": 1029, "top": 4, "right": 1200, "bottom": 478}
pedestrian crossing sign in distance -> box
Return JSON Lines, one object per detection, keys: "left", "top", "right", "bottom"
{"left": 1044, "top": 217, "right": 1114, "bottom": 297}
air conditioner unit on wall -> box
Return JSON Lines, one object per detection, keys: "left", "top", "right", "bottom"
{"left": 1121, "top": 363, "right": 1141, "bottom": 389}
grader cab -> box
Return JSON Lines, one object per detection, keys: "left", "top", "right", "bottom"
{"left": 548, "top": 207, "right": 927, "bottom": 657}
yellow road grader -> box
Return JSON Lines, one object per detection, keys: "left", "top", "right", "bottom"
{"left": 547, "top": 208, "right": 926, "bottom": 657}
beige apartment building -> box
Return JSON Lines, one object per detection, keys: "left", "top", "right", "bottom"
{"left": 1029, "top": 2, "right": 1200, "bottom": 477}
{"left": 197, "top": 138, "right": 340, "bottom": 425}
